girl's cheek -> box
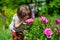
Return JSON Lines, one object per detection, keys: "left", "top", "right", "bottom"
{"left": 25, "top": 16, "right": 30, "bottom": 19}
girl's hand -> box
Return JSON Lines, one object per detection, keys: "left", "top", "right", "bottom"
{"left": 23, "top": 22, "right": 27, "bottom": 25}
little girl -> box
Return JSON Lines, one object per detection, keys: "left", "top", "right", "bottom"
{"left": 10, "top": 5, "right": 34, "bottom": 40}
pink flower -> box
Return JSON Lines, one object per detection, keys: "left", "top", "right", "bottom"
{"left": 25, "top": 18, "right": 33, "bottom": 24}
{"left": 55, "top": 19, "right": 60, "bottom": 24}
{"left": 58, "top": 29, "right": 60, "bottom": 34}
{"left": 43, "top": 28, "right": 53, "bottom": 38}
{"left": 40, "top": 16, "right": 48, "bottom": 24}
{"left": 59, "top": 37, "right": 60, "bottom": 40}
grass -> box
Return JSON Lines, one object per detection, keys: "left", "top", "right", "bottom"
{"left": 0, "top": 29, "right": 12, "bottom": 40}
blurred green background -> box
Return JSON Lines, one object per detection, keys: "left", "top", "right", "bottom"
{"left": 0, "top": 0, "right": 60, "bottom": 40}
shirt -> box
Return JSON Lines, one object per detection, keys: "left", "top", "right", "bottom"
{"left": 9, "top": 14, "right": 24, "bottom": 32}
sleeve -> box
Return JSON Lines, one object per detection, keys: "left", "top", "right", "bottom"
{"left": 9, "top": 14, "right": 15, "bottom": 31}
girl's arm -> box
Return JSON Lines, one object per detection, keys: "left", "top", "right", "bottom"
{"left": 14, "top": 17, "right": 27, "bottom": 28}
{"left": 14, "top": 20, "right": 24, "bottom": 28}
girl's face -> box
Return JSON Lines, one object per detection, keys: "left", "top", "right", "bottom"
{"left": 24, "top": 15, "right": 30, "bottom": 20}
